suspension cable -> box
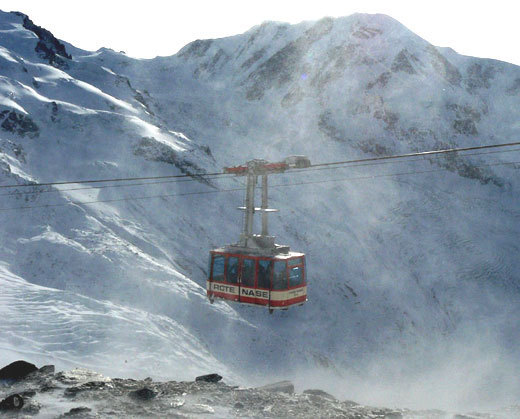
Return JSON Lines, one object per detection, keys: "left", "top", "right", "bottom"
{"left": 1, "top": 159, "right": 517, "bottom": 212}
{"left": 1, "top": 141, "right": 519, "bottom": 190}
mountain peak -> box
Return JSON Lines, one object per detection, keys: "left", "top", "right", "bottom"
{"left": 6, "top": 11, "right": 71, "bottom": 68}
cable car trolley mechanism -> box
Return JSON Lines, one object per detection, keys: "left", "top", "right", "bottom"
{"left": 207, "top": 156, "right": 310, "bottom": 313}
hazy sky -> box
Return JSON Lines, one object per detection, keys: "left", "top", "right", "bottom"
{"left": 2, "top": 0, "right": 519, "bottom": 65}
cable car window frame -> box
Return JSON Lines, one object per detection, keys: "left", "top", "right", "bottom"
{"left": 211, "top": 254, "right": 225, "bottom": 282}
{"left": 257, "top": 259, "right": 271, "bottom": 289}
{"left": 288, "top": 257, "right": 303, "bottom": 267}
{"left": 287, "top": 256, "right": 305, "bottom": 288}
{"left": 226, "top": 256, "right": 239, "bottom": 284}
{"left": 289, "top": 266, "right": 303, "bottom": 287}
{"left": 241, "top": 257, "right": 256, "bottom": 287}
{"left": 272, "top": 260, "right": 288, "bottom": 290}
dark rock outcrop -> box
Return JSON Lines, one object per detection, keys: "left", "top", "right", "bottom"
{"left": 241, "top": 47, "right": 267, "bottom": 70}
{"left": 195, "top": 373, "right": 222, "bottom": 383}
{"left": 0, "top": 360, "right": 38, "bottom": 381}
{"left": 38, "top": 365, "right": 56, "bottom": 376}
{"left": 256, "top": 380, "right": 295, "bottom": 394}
{"left": 246, "top": 18, "right": 334, "bottom": 100}
{"left": 465, "top": 62, "right": 496, "bottom": 93}
{"left": 0, "top": 394, "right": 24, "bottom": 410}
{"left": 178, "top": 39, "right": 213, "bottom": 59}
{"left": 352, "top": 25, "right": 382, "bottom": 39}
{"left": 303, "top": 389, "right": 338, "bottom": 401}
{"left": 447, "top": 103, "right": 481, "bottom": 135}
{"left": 61, "top": 406, "right": 92, "bottom": 417}
{"left": 0, "top": 110, "right": 39, "bottom": 138}
{"left": 427, "top": 45, "right": 462, "bottom": 86}
{"left": 133, "top": 137, "right": 213, "bottom": 186}
{"left": 367, "top": 71, "right": 392, "bottom": 90}
{"left": 391, "top": 49, "right": 419, "bottom": 74}
{"left": 64, "top": 381, "right": 108, "bottom": 397}
{"left": 318, "top": 110, "right": 348, "bottom": 143}
{"left": 130, "top": 387, "right": 157, "bottom": 400}
{"left": 506, "top": 78, "right": 520, "bottom": 95}
{"left": 12, "top": 12, "right": 72, "bottom": 68}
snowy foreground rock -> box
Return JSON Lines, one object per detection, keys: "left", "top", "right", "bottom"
{"left": 1, "top": 361, "right": 519, "bottom": 418}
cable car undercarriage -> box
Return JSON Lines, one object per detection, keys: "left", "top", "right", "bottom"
{"left": 207, "top": 157, "right": 310, "bottom": 313}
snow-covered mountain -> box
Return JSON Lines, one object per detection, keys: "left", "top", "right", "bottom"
{"left": 1, "top": 10, "right": 519, "bottom": 410}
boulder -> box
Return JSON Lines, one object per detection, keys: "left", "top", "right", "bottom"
{"left": 257, "top": 380, "right": 294, "bottom": 394}
{"left": 303, "top": 389, "right": 337, "bottom": 400}
{"left": 62, "top": 406, "right": 92, "bottom": 416}
{"left": 64, "top": 381, "right": 107, "bottom": 397}
{"left": 39, "top": 365, "right": 55, "bottom": 375}
{"left": 0, "top": 360, "right": 38, "bottom": 381}
{"left": 130, "top": 387, "right": 157, "bottom": 400}
{"left": 195, "top": 373, "right": 222, "bottom": 383}
{"left": 0, "top": 394, "right": 24, "bottom": 410}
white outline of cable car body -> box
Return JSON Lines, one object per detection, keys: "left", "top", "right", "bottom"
{"left": 207, "top": 158, "right": 309, "bottom": 313}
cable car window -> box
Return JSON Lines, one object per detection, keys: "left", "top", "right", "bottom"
{"left": 212, "top": 255, "right": 225, "bottom": 281}
{"left": 288, "top": 257, "right": 303, "bottom": 266}
{"left": 241, "top": 258, "right": 255, "bottom": 287}
{"left": 289, "top": 266, "right": 303, "bottom": 287}
{"left": 257, "top": 260, "right": 271, "bottom": 289}
{"left": 273, "top": 261, "right": 287, "bottom": 290}
{"left": 227, "top": 257, "right": 239, "bottom": 284}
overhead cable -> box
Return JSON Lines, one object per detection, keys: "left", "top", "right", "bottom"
{"left": 1, "top": 159, "right": 518, "bottom": 212}
{"left": 0, "top": 141, "right": 519, "bottom": 190}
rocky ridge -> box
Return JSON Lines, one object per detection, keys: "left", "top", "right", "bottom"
{"left": 2, "top": 361, "right": 518, "bottom": 418}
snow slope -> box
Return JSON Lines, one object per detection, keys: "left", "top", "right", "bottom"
{"left": 0, "top": 263, "right": 236, "bottom": 382}
{"left": 1, "top": 10, "right": 519, "bottom": 410}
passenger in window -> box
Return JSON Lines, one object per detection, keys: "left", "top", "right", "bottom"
{"left": 258, "top": 260, "right": 271, "bottom": 289}
{"left": 227, "top": 257, "right": 239, "bottom": 284}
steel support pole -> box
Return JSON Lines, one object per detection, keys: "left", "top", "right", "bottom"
{"left": 243, "top": 173, "right": 256, "bottom": 242}
{"left": 261, "top": 174, "right": 268, "bottom": 236}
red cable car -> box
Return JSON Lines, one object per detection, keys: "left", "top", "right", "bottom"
{"left": 207, "top": 158, "right": 310, "bottom": 313}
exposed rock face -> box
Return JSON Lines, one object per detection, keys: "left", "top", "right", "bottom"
{"left": 12, "top": 12, "right": 71, "bottom": 68}
{"left": 132, "top": 137, "right": 214, "bottom": 186}
{"left": 367, "top": 71, "right": 392, "bottom": 89}
{"left": 0, "top": 110, "right": 39, "bottom": 138}
{"left": 352, "top": 25, "right": 382, "bottom": 39}
{"left": 303, "top": 389, "right": 338, "bottom": 401}
{"left": 427, "top": 44, "right": 462, "bottom": 85}
{"left": 507, "top": 78, "right": 520, "bottom": 95}
{"left": 178, "top": 39, "right": 213, "bottom": 59}
{"left": 256, "top": 380, "right": 295, "bottom": 394}
{"left": 465, "top": 63, "right": 496, "bottom": 93}
{"left": 318, "top": 110, "right": 348, "bottom": 143}
{"left": 391, "top": 49, "right": 420, "bottom": 74}
{"left": 61, "top": 406, "right": 92, "bottom": 417}
{"left": 129, "top": 387, "right": 157, "bottom": 400}
{"left": 246, "top": 18, "right": 334, "bottom": 100}
{"left": 447, "top": 104, "right": 481, "bottom": 135}
{"left": 0, "top": 139, "right": 26, "bottom": 163}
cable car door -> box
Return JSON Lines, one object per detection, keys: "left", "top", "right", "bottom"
{"left": 239, "top": 257, "right": 256, "bottom": 304}
{"left": 256, "top": 259, "right": 271, "bottom": 307}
